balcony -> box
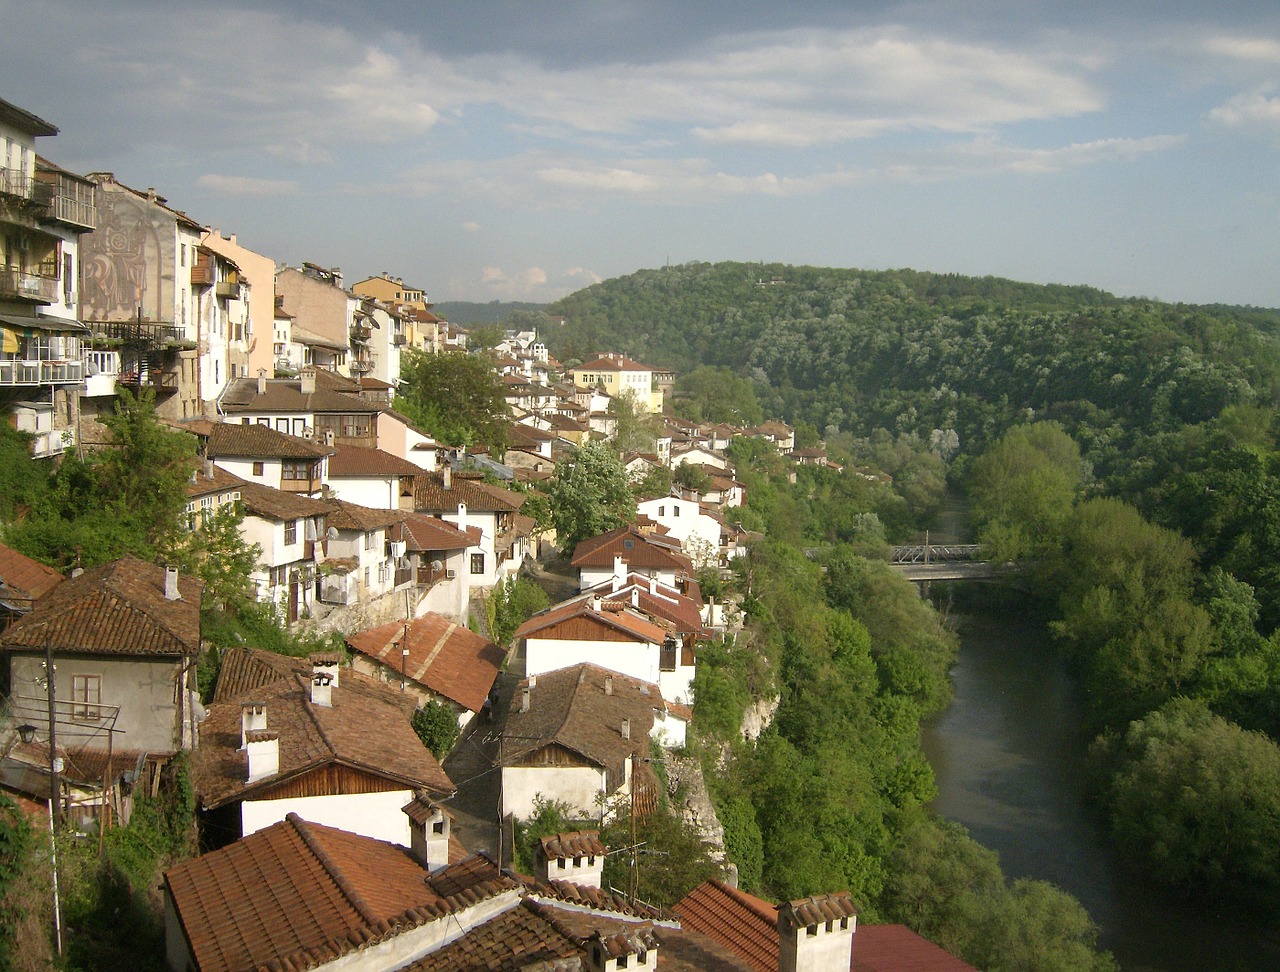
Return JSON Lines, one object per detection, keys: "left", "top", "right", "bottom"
{"left": 30, "top": 426, "right": 74, "bottom": 460}
{"left": 90, "top": 320, "right": 187, "bottom": 350}
{"left": 83, "top": 350, "right": 120, "bottom": 397}
{"left": 0, "top": 358, "right": 84, "bottom": 386}
{"left": 30, "top": 175, "right": 97, "bottom": 229}
{"left": 0, "top": 167, "right": 34, "bottom": 202}
{"left": 393, "top": 333, "right": 407, "bottom": 346}
{"left": 0, "top": 267, "right": 56, "bottom": 303}
{"left": 215, "top": 278, "right": 240, "bottom": 299}
{"left": 190, "top": 253, "right": 214, "bottom": 287}
{"left": 350, "top": 324, "right": 373, "bottom": 342}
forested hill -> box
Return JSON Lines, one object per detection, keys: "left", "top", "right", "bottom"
{"left": 547, "top": 262, "right": 1280, "bottom": 470}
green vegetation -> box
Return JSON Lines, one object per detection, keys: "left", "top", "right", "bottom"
{"left": 484, "top": 575, "right": 550, "bottom": 647}
{"left": 412, "top": 700, "right": 461, "bottom": 760}
{"left": 395, "top": 349, "right": 512, "bottom": 451}
{"left": 546, "top": 440, "right": 635, "bottom": 552}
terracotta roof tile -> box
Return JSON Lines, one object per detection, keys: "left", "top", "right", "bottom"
{"left": 185, "top": 463, "right": 247, "bottom": 499}
{"left": 676, "top": 880, "right": 779, "bottom": 972}
{"left": 514, "top": 597, "right": 671, "bottom": 645}
{"left": 0, "top": 557, "right": 201, "bottom": 657}
{"left": 399, "top": 511, "right": 475, "bottom": 552}
{"left": 0, "top": 541, "right": 63, "bottom": 604}
{"left": 164, "top": 813, "right": 519, "bottom": 972}
{"left": 502, "top": 663, "right": 664, "bottom": 780}
{"left": 328, "top": 443, "right": 422, "bottom": 478}
{"left": 323, "top": 498, "right": 402, "bottom": 533}
{"left": 852, "top": 925, "right": 979, "bottom": 972}
{"left": 569, "top": 524, "right": 692, "bottom": 573}
{"left": 539, "top": 830, "right": 607, "bottom": 862}
{"left": 193, "top": 648, "right": 453, "bottom": 809}
{"left": 220, "top": 377, "right": 383, "bottom": 414}
{"left": 346, "top": 614, "right": 503, "bottom": 714}
{"left": 414, "top": 472, "right": 525, "bottom": 514}
{"left": 235, "top": 479, "right": 332, "bottom": 522}
{"left": 206, "top": 422, "right": 333, "bottom": 460}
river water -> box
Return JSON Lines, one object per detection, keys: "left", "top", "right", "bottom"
{"left": 921, "top": 609, "right": 1280, "bottom": 972}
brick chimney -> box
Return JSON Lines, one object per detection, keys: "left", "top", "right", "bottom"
{"left": 402, "top": 791, "right": 452, "bottom": 872}
{"left": 776, "top": 893, "right": 857, "bottom": 972}
{"left": 536, "top": 830, "right": 606, "bottom": 889}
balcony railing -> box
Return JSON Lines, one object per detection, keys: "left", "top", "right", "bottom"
{"left": 190, "top": 255, "right": 214, "bottom": 287}
{"left": 89, "top": 320, "right": 187, "bottom": 349}
{"left": 30, "top": 426, "right": 74, "bottom": 459}
{"left": 215, "top": 279, "right": 239, "bottom": 299}
{"left": 0, "top": 358, "right": 84, "bottom": 385}
{"left": 0, "top": 267, "right": 56, "bottom": 303}
{"left": 350, "top": 324, "right": 373, "bottom": 342}
{"left": 0, "top": 167, "right": 33, "bottom": 201}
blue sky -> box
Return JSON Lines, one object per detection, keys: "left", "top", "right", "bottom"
{"left": 4, "top": 0, "right": 1279, "bottom": 305}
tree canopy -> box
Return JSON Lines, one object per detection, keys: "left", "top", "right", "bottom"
{"left": 395, "top": 349, "right": 512, "bottom": 451}
{"left": 547, "top": 440, "right": 635, "bottom": 553}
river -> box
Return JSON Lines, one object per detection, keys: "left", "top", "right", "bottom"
{"left": 921, "top": 608, "right": 1280, "bottom": 972}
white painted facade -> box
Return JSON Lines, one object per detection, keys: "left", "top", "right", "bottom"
{"left": 502, "top": 764, "right": 613, "bottom": 821}
{"left": 523, "top": 635, "right": 695, "bottom": 706}
{"left": 326, "top": 473, "right": 405, "bottom": 511}
{"left": 578, "top": 564, "right": 679, "bottom": 592}
{"left": 636, "top": 496, "right": 721, "bottom": 556}
{"left": 240, "top": 789, "right": 415, "bottom": 847}
{"left": 377, "top": 411, "right": 439, "bottom": 470}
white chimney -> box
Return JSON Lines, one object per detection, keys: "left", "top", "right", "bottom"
{"left": 310, "top": 653, "right": 341, "bottom": 701}
{"left": 604, "top": 674, "right": 613, "bottom": 696}
{"left": 245, "top": 730, "right": 280, "bottom": 783}
{"left": 584, "top": 928, "right": 659, "bottom": 972}
{"left": 443, "top": 465, "right": 452, "bottom": 490}
{"left": 256, "top": 368, "right": 267, "bottom": 395}
{"left": 299, "top": 369, "right": 316, "bottom": 394}
{"left": 240, "top": 702, "right": 267, "bottom": 748}
{"left": 621, "top": 718, "right": 631, "bottom": 741}
{"left": 612, "top": 554, "right": 626, "bottom": 592}
{"left": 592, "top": 595, "right": 602, "bottom": 613}
{"left": 536, "top": 830, "right": 606, "bottom": 889}
{"left": 521, "top": 687, "right": 531, "bottom": 713}
{"left": 777, "top": 894, "right": 857, "bottom": 972}
{"left": 164, "top": 565, "right": 181, "bottom": 600}
{"left": 403, "top": 792, "right": 452, "bottom": 872}
{"left": 631, "top": 587, "right": 639, "bottom": 608}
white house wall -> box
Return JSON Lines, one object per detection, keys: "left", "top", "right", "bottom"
{"left": 327, "top": 475, "right": 401, "bottom": 510}
{"left": 502, "top": 765, "right": 605, "bottom": 820}
{"left": 525, "top": 637, "right": 659, "bottom": 686}
{"left": 578, "top": 566, "right": 677, "bottom": 592}
{"left": 240, "top": 788, "right": 415, "bottom": 846}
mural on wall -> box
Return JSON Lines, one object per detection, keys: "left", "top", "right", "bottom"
{"left": 80, "top": 183, "right": 171, "bottom": 324}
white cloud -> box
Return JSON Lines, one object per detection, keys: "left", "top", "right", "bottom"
{"left": 477, "top": 265, "right": 552, "bottom": 300}
{"left": 462, "top": 221, "right": 482, "bottom": 233}
{"left": 1209, "top": 88, "right": 1280, "bottom": 134}
{"left": 196, "top": 174, "right": 299, "bottom": 195}
{"left": 1201, "top": 35, "right": 1280, "bottom": 64}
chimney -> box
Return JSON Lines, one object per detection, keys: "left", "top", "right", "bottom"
{"left": 245, "top": 730, "right": 280, "bottom": 783}
{"left": 592, "top": 594, "right": 602, "bottom": 613}
{"left": 164, "top": 565, "right": 181, "bottom": 600}
{"left": 621, "top": 718, "right": 630, "bottom": 741}
{"left": 631, "top": 587, "right": 639, "bottom": 609}
{"left": 257, "top": 368, "right": 267, "bottom": 395}
{"left": 311, "top": 669, "right": 333, "bottom": 707}
{"left": 521, "top": 687, "right": 531, "bottom": 713}
{"left": 403, "top": 791, "right": 452, "bottom": 872}
{"left": 536, "top": 830, "right": 606, "bottom": 889}
{"left": 776, "top": 893, "right": 857, "bottom": 972}
{"left": 299, "top": 369, "right": 316, "bottom": 395}
{"left": 649, "top": 573, "right": 657, "bottom": 595}
{"left": 604, "top": 674, "right": 613, "bottom": 696}
{"left": 612, "top": 555, "right": 626, "bottom": 592}
{"left": 443, "top": 464, "right": 452, "bottom": 490}
{"left": 584, "top": 928, "right": 659, "bottom": 972}
{"left": 203, "top": 458, "right": 215, "bottom": 480}
{"left": 240, "top": 702, "right": 267, "bottom": 748}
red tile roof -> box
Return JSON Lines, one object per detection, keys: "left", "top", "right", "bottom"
{"left": 323, "top": 498, "right": 403, "bottom": 533}
{"left": 0, "top": 541, "right": 63, "bottom": 604}
{"left": 570, "top": 524, "right": 692, "bottom": 573}
{"left": 235, "top": 479, "right": 333, "bottom": 522}
{"left": 164, "top": 813, "right": 518, "bottom": 972}
{"left": 206, "top": 421, "right": 333, "bottom": 460}
{"left": 0, "top": 557, "right": 201, "bottom": 657}
{"left": 514, "top": 597, "right": 671, "bottom": 645}
{"left": 185, "top": 462, "right": 247, "bottom": 500}
{"left": 192, "top": 648, "right": 453, "bottom": 810}
{"left": 414, "top": 472, "right": 526, "bottom": 514}
{"left": 399, "top": 511, "right": 477, "bottom": 552}
{"left": 677, "top": 880, "right": 977, "bottom": 972}
{"left": 328, "top": 443, "right": 422, "bottom": 478}
{"left": 346, "top": 614, "right": 504, "bottom": 714}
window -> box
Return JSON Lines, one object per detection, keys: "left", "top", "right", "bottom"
{"left": 284, "top": 520, "right": 297, "bottom": 545}
{"left": 252, "top": 461, "right": 264, "bottom": 476}
{"left": 673, "top": 506, "right": 680, "bottom": 517}
{"left": 658, "top": 506, "right": 664, "bottom": 517}
{"left": 72, "top": 675, "right": 101, "bottom": 722}
{"left": 660, "top": 638, "right": 677, "bottom": 672}
{"left": 282, "top": 461, "right": 310, "bottom": 481}
{"left": 471, "top": 553, "right": 485, "bottom": 575}
{"left": 364, "top": 532, "right": 375, "bottom": 550}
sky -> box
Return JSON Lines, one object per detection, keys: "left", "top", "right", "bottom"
{"left": 4, "top": 0, "right": 1280, "bottom": 306}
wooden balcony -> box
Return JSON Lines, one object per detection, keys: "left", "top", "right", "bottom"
{"left": 190, "top": 253, "right": 214, "bottom": 286}
{"left": 0, "top": 267, "right": 56, "bottom": 303}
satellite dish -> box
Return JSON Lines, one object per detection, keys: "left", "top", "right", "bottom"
{"left": 429, "top": 559, "right": 444, "bottom": 572}
{"left": 326, "top": 527, "right": 339, "bottom": 540}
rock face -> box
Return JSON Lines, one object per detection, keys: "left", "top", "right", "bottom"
{"left": 662, "top": 753, "right": 738, "bottom": 886}
{"left": 741, "top": 695, "right": 780, "bottom": 741}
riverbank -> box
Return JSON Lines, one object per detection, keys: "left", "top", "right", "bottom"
{"left": 923, "top": 604, "right": 1280, "bottom": 972}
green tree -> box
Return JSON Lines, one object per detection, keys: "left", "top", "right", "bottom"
{"left": 486, "top": 576, "right": 550, "bottom": 646}
{"left": 547, "top": 440, "right": 635, "bottom": 553}
{"left": 673, "top": 365, "right": 763, "bottom": 425}
{"left": 1093, "top": 698, "right": 1280, "bottom": 910}
{"left": 607, "top": 389, "right": 660, "bottom": 454}
{"left": 412, "top": 700, "right": 461, "bottom": 760}
{"left": 165, "top": 502, "right": 262, "bottom": 612}
{"left": 396, "top": 350, "right": 512, "bottom": 451}
{"left": 968, "top": 421, "right": 1087, "bottom": 561}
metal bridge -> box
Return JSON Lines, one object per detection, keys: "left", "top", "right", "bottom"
{"left": 888, "top": 541, "right": 1019, "bottom": 582}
